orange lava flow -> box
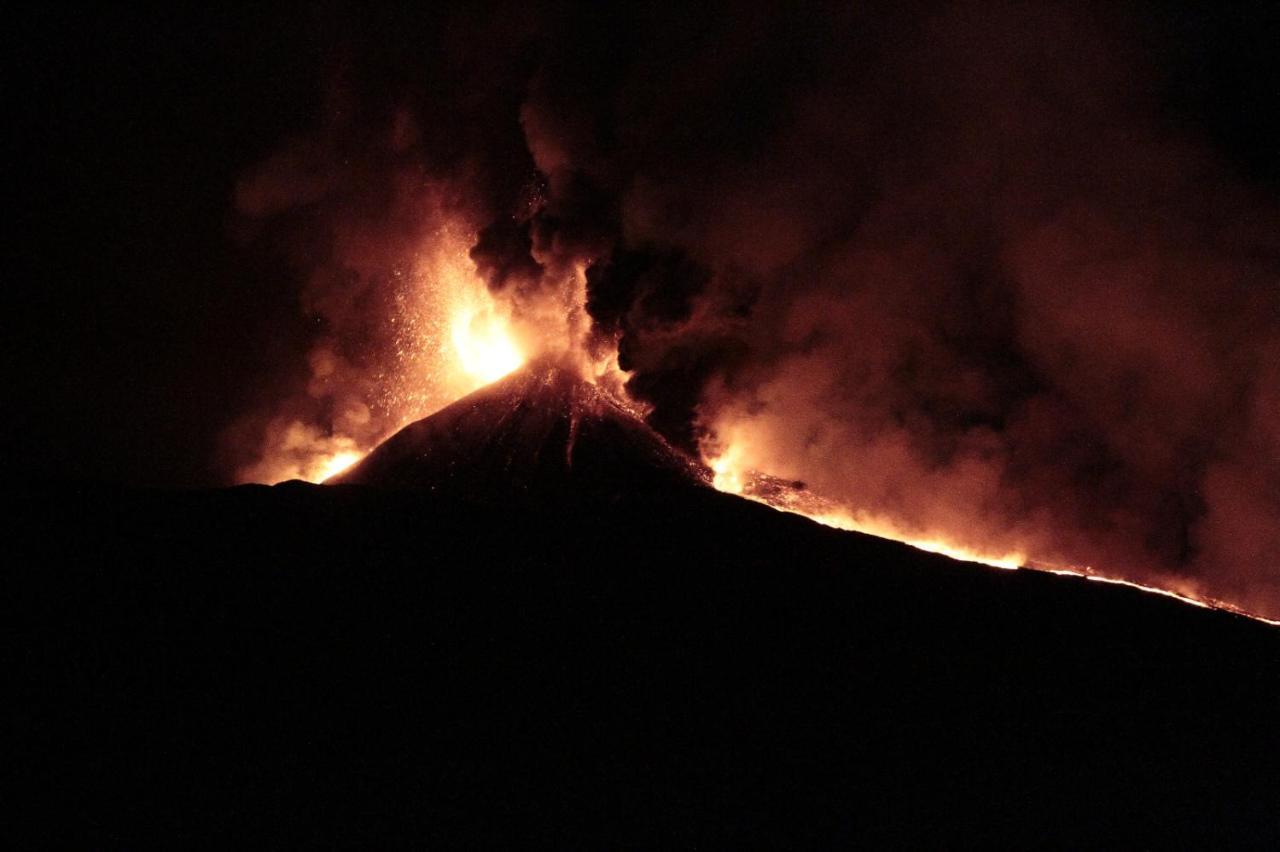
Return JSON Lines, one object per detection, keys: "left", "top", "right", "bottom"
{"left": 709, "top": 450, "right": 1025, "bottom": 570}
{"left": 706, "top": 445, "right": 1280, "bottom": 626}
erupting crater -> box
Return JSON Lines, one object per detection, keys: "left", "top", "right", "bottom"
{"left": 331, "top": 358, "right": 708, "bottom": 497}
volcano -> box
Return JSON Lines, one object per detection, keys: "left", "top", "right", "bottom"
{"left": 333, "top": 359, "right": 707, "bottom": 496}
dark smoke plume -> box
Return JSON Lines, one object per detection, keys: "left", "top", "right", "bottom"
{"left": 503, "top": 1, "right": 1280, "bottom": 616}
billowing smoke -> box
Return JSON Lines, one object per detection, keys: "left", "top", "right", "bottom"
{"left": 230, "top": 1, "right": 1280, "bottom": 617}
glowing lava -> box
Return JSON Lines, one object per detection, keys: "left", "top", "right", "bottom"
{"left": 303, "top": 291, "right": 525, "bottom": 483}
{"left": 711, "top": 450, "right": 1025, "bottom": 570}
{"left": 318, "top": 450, "right": 363, "bottom": 483}
{"left": 809, "top": 509, "right": 1026, "bottom": 571}
{"left": 450, "top": 302, "right": 525, "bottom": 384}
{"left": 706, "top": 442, "right": 1279, "bottom": 624}
{"left": 241, "top": 224, "right": 537, "bottom": 486}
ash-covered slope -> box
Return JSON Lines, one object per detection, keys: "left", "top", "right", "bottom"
{"left": 334, "top": 359, "right": 707, "bottom": 497}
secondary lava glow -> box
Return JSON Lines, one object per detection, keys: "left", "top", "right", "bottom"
{"left": 707, "top": 441, "right": 1279, "bottom": 625}
{"left": 318, "top": 450, "right": 363, "bottom": 483}
{"left": 710, "top": 447, "right": 1025, "bottom": 570}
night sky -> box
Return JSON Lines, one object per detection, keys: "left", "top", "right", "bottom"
{"left": 5, "top": 2, "right": 1273, "bottom": 482}
{"left": 7, "top": 2, "right": 1278, "bottom": 486}
{"left": 8, "top": 2, "right": 1280, "bottom": 616}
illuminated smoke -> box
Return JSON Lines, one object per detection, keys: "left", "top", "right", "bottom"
{"left": 227, "top": 1, "right": 1280, "bottom": 619}
{"left": 226, "top": 96, "right": 531, "bottom": 484}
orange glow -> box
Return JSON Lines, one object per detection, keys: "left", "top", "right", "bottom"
{"left": 1027, "top": 560, "right": 1280, "bottom": 625}
{"left": 810, "top": 510, "right": 1026, "bottom": 570}
{"left": 449, "top": 302, "right": 524, "bottom": 384}
{"left": 708, "top": 444, "right": 747, "bottom": 494}
{"left": 706, "top": 439, "right": 1026, "bottom": 570}
{"left": 400, "top": 228, "right": 533, "bottom": 406}
{"left": 703, "top": 439, "right": 1279, "bottom": 624}
{"left": 318, "top": 450, "right": 363, "bottom": 483}
{"left": 241, "top": 217, "right": 603, "bottom": 487}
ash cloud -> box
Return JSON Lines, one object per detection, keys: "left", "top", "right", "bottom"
{"left": 231, "top": 0, "right": 1280, "bottom": 616}
{"left": 512, "top": 0, "right": 1280, "bottom": 614}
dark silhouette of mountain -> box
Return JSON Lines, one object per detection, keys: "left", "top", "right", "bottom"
{"left": 9, "top": 383, "right": 1280, "bottom": 845}
{"left": 334, "top": 359, "right": 708, "bottom": 496}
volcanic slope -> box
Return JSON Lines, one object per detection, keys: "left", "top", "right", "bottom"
{"left": 9, "top": 370, "right": 1280, "bottom": 846}
{"left": 334, "top": 358, "right": 707, "bottom": 496}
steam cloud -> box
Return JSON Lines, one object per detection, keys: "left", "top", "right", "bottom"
{"left": 233, "top": 1, "right": 1280, "bottom": 617}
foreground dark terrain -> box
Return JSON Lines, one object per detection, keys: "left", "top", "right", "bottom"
{"left": 10, "top": 475, "right": 1280, "bottom": 846}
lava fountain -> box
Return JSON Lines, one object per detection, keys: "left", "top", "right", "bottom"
{"left": 450, "top": 302, "right": 525, "bottom": 385}
{"left": 240, "top": 225, "right": 528, "bottom": 486}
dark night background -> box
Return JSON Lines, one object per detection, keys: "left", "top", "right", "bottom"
{"left": 6, "top": 0, "right": 1280, "bottom": 487}
{"left": 7, "top": 3, "right": 1280, "bottom": 845}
